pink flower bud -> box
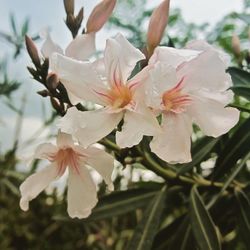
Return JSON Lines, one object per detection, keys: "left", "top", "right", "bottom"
{"left": 25, "top": 35, "right": 41, "bottom": 68}
{"left": 147, "top": 0, "right": 170, "bottom": 56}
{"left": 232, "top": 34, "right": 241, "bottom": 57}
{"left": 46, "top": 72, "right": 59, "bottom": 89}
{"left": 86, "top": 0, "right": 116, "bottom": 33}
{"left": 64, "top": 0, "right": 74, "bottom": 15}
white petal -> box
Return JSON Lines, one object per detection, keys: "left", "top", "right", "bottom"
{"left": 67, "top": 166, "right": 98, "bottom": 219}
{"left": 65, "top": 33, "right": 96, "bottom": 61}
{"left": 57, "top": 107, "right": 84, "bottom": 135}
{"left": 74, "top": 109, "right": 123, "bottom": 147}
{"left": 193, "top": 89, "right": 234, "bottom": 105}
{"left": 92, "top": 58, "right": 106, "bottom": 78}
{"left": 51, "top": 53, "right": 107, "bottom": 105}
{"left": 150, "top": 113, "right": 192, "bottom": 164}
{"left": 187, "top": 96, "right": 240, "bottom": 137}
{"left": 104, "top": 33, "right": 145, "bottom": 85}
{"left": 84, "top": 147, "right": 114, "bottom": 191}
{"left": 56, "top": 131, "right": 74, "bottom": 148}
{"left": 34, "top": 143, "right": 58, "bottom": 160}
{"left": 116, "top": 108, "right": 160, "bottom": 148}
{"left": 178, "top": 50, "right": 232, "bottom": 92}
{"left": 41, "top": 33, "right": 63, "bottom": 58}
{"left": 144, "top": 62, "right": 177, "bottom": 109}
{"left": 149, "top": 46, "right": 200, "bottom": 68}
{"left": 185, "top": 40, "right": 230, "bottom": 65}
{"left": 19, "top": 164, "right": 58, "bottom": 211}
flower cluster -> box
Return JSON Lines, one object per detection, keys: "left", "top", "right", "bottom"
{"left": 20, "top": 0, "right": 239, "bottom": 219}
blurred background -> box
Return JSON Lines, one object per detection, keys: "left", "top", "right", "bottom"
{"left": 0, "top": 0, "right": 249, "bottom": 249}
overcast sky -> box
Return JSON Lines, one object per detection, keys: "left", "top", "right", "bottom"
{"left": 0, "top": 0, "right": 244, "bottom": 151}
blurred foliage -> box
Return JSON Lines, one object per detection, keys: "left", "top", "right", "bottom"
{"left": 0, "top": 59, "right": 20, "bottom": 97}
{"left": 0, "top": 14, "right": 39, "bottom": 58}
{"left": 0, "top": 0, "right": 250, "bottom": 250}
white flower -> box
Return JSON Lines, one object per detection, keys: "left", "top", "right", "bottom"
{"left": 19, "top": 131, "right": 114, "bottom": 219}
{"left": 144, "top": 43, "right": 240, "bottom": 164}
{"left": 52, "top": 33, "right": 160, "bottom": 148}
{"left": 40, "top": 29, "right": 96, "bottom": 61}
{"left": 39, "top": 29, "right": 96, "bottom": 102}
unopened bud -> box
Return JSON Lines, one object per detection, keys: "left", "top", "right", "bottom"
{"left": 46, "top": 73, "right": 59, "bottom": 89}
{"left": 66, "top": 14, "right": 75, "bottom": 30}
{"left": 37, "top": 89, "right": 50, "bottom": 97}
{"left": 25, "top": 35, "right": 41, "bottom": 68}
{"left": 147, "top": 0, "right": 170, "bottom": 56}
{"left": 76, "top": 7, "right": 84, "bottom": 26}
{"left": 50, "top": 97, "right": 62, "bottom": 113}
{"left": 86, "top": 0, "right": 116, "bottom": 33}
{"left": 232, "top": 34, "right": 241, "bottom": 57}
{"left": 27, "top": 66, "right": 37, "bottom": 77}
{"left": 42, "top": 58, "right": 49, "bottom": 74}
{"left": 64, "top": 0, "right": 74, "bottom": 15}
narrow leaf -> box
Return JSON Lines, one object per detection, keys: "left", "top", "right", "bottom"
{"left": 10, "top": 14, "right": 17, "bottom": 35}
{"left": 231, "top": 85, "right": 250, "bottom": 100}
{"left": 235, "top": 189, "right": 250, "bottom": 246}
{"left": 227, "top": 67, "right": 250, "bottom": 86}
{"left": 177, "top": 137, "right": 218, "bottom": 174}
{"left": 208, "top": 152, "right": 250, "bottom": 209}
{"left": 214, "top": 117, "right": 250, "bottom": 179}
{"left": 190, "top": 186, "right": 221, "bottom": 250}
{"left": 127, "top": 186, "right": 167, "bottom": 250}
{"left": 168, "top": 216, "right": 195, "bottom": 250}
{"left": 229, "top": 103, "right": 250, "bottom": 113}
{"left": 21, "top": 18, "right": 29, "bottom": 36}
{"left": 54, "top": 188, "right": 160, "bottom": 222}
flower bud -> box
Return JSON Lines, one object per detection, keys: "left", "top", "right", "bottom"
{"left": 232, "top": 34, "right": 241, "bottom": 57}
{"left": 50, "top": 97, "right": 63, "bottom": 114}
{"left": 37, "top": 89, "right": 50, "bottom": 97}
{"left": 86, "top": 0, "right": 116, "bottom": 33}
{"left": 27, "top": 66, "right": 37, "bottom": 77}
{"left": 25, "top": 35, "right": 41, "bottom": 68}
{"left": 46, "top": 72, "right": 59, "bottom": 89}
{"left": 76, "top": 7, "right": 84, "bottom": 26}
{"left": 64, "top": 0, "right": 74, "bottom": 15}
{"left": 147, "top": 0, "right": 170, "bottom": 56}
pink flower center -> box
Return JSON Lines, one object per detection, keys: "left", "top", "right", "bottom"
{"left": 108, "top": 85, "right": 133, "bottom": 108}
{"left": 162, "top": 78, "right": 192, "bottom": 113}
{"left": 95, "top": 84, "right": 134, "bottom": 109}
{"left": 51, "top": 148, "right": 83, "bottom": 176}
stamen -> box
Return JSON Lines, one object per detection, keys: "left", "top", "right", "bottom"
{"left": 162, "top": 78, "right": 191, "bottom": 113}
{"left": 52, "top": 148, "right": 83, "bottom": 176}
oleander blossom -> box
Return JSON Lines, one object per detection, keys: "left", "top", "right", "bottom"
{"left": 51, "top": 33, "right": 160, "bottom": 148}
{"left": 40, "top": 29, "right": 96, "bottom": 61}
{"left": 144, "top": 41, "right": 240, "bottom": 163}
{"left": 19, "top": 132, "right": 114, "bottom": 219}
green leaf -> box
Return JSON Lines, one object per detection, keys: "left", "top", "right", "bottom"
{"left": 127, "top": 186, "right": 167, "bottom": 250}
{"left": 227, "top": 67, "right": 250, "bottom": 99}
{"left": 54, "top": 188, "right": 161, "bottom": 222}
{"left": 213, "top": 117, "right": 250, "bottom": 179}
{"left": 10, "top": 14, "right": 17, "bottom": 35}
{"left": 21, "top": 18, "right": 29, "bottom": 36}
{"left": 208, "top": 152, "right": 250, "bottom": 209}
{"left": 227, "top": 67, "right": 250, "bottom": 86}
{"left": 229, "top": 103, "right": 250, "bottom": 113}
{"left": 177, "top": 137, "right": 218, "bottom": 174}
{"left": 152, "top": 215, "right": 186, "bottom": 250}
{"left": 235, "top": 189, "right": 250, "bottom": 246}
{"left": 190, "top": 186, "right": 221, "bottom": 250}
{"left": 168, "top": 216, "right": 195, "bottom": 250}
{"left": 1, "top": 178, "right": 20, "bottom": 196}
{"left": 231, "top": 86, "right": 250, "bottom": 100}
